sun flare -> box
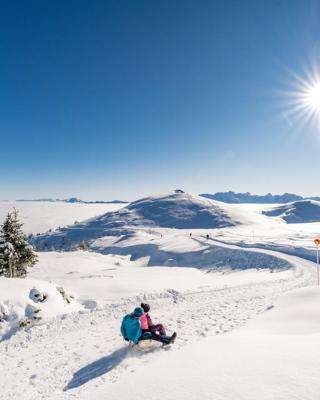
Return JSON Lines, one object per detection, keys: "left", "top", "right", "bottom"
{"left": 305, "top": 82, "right": 320, "bottom": 112}
{"left": 281, "top": 65, "right": 320, "bottom": 130}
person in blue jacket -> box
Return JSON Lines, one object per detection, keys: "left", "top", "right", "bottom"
{"left": 121, "top": 307, "right": 144, "bottom": 344}
{"left": 121, "top": 307, "right": 176, "bottom": 345}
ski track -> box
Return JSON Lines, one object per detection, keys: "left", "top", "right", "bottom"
{"left": 0, "top": 249, "right": 315, "bottom": 400}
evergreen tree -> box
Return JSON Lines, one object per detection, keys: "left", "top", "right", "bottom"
{"left": 0, "top": 209, "right": 38, "bottom": 277}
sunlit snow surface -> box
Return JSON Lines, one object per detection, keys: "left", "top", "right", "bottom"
{"left": 0, "top": 196, "right": 320, "bottom": 399}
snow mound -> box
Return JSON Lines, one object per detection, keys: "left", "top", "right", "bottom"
{"left": 124, "top": 192, "right": 238, "bottom": 228}
{"left": 245, "top": 286, "right": 320, "bottom": 335}
{"left": 263, "top": 199, "right": 320, "bottom": 223}
{"left": 31, "top": 192, "right": 243, "bottom": 251}
{"left": 0, "top": 277, "right": 82, "bottom": 339}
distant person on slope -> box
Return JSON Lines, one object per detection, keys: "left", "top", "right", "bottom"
{"left": 121, "top": 307, "right": 176, "bottom": 346}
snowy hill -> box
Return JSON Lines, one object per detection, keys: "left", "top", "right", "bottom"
{"left": 263, "top": 199, "right": 320, "bottom": 223}
{"left": 124, "top": 192, "right": 240, "bottom": 228}
{"left": 31, "top": 192, "right": 244, "bottom": 251}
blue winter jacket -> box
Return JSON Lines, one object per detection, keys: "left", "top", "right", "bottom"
{"left": 121, "top": 314, "right": 142, "bottom": 344}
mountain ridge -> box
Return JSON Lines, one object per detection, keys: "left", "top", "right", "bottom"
{"left": 200, "top": 191, "right": 320, "bottom": 204}
{"left": 16, "top": 197, "right": 127, "bottom": 204}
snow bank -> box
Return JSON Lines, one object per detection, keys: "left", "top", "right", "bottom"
{"left": 0, "top": 277, "right": 81, "bottom": 339}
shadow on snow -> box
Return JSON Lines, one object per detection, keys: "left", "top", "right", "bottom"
{"left": 65, "top": 347, "right": 129, "bottom": 391}
{"left": 65, "top": 344, "right": 160, "bottom": 391}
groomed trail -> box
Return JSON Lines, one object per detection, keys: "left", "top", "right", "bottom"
{"left": 0, "top": 245, "right": 316, "bottom": 400}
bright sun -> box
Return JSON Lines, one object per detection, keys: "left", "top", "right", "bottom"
{"left": 306, "top": 82, "right": 320, "bottom": 111}
{"left": 282, "top": 66, "right": 320, "bottom": 130}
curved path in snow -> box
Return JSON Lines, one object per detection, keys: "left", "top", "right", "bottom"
{"left": 0, "top": 245, "right": 316, "bottom": 400}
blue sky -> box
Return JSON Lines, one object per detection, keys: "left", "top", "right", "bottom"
{"left": 1, "top": 0, "right": 320, "bottom": 200}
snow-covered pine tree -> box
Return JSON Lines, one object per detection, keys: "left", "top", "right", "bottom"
{"left": 0, "top": 209, "right": 38, "bottom": 277}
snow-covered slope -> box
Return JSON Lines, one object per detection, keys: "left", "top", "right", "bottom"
{"left": 79, "top": 286, "right": 320, "bottom": 400}
{"left": 0, "top": 249, "right": 314, "bottom": 400}
{"left": 263, "top": 199, "right": 320, "bottom": 223}
{"left": 2, "top": 195, "right": 320, "bottom": 400}
{"left": 124, "top": 192, "right": 240, "bottom": 228}
{"left": 30, "top": 193, "right": 319, "bottom": 269}
{"left": 92, "top": 231, "right": 293, "bottom": 270}
{"left": 31, "top": 192, "right": 247, "bottom": 251}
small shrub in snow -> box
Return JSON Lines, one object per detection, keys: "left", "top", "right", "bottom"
{"left": 32, "top": 308, "right": 42, "bottom": 321}
{"left": 19, "top": 319, "right": 32, "bottom": 328}
{"left": 56, "top": 286, "right": 73, "bottom": 304}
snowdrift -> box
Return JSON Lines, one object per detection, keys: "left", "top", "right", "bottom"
{"left": 0, "top": 277, "right": 81, "bottom": 340}
{"left": 263, "top": 199, "right": 320, "bottom": 223}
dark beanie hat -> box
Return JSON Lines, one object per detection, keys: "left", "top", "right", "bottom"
{"left": 141, "top": 303, "right": 150, "bottom": 312}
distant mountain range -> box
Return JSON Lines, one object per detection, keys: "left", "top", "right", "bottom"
{"left": 16, "top": 197, "right": 127, "bottom": 204}
{"left": 200, "top": 191, "right": 320, "bottom": 204}
{"left": 14, "top": 192, "right": 320, "bottom": 205}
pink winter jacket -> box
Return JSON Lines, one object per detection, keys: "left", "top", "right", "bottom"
{"left": 140, "top": 312, "right": 152, "bottom": 330}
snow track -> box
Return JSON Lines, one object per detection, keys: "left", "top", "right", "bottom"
{"left": 0, "top": 248, "right": 314, "bottom": 400}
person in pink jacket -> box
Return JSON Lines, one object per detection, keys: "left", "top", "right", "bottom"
{"left": 140, "top": 303, "right": 167, "bottom": 336}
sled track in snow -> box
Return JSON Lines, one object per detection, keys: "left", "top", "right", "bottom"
{"left": 0, "top": 250, "right": 315, "bottom": 400}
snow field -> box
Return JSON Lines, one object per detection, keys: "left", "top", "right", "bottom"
{"left": 0, "top": 201, "right": 125, "bottom": 235}
{"left": 28, "top": 194, "right": 320, "bottom": 267}
{"left": 0, "top": 249, "right": 314, "bottom": 400}
{"left": 88, "top": 287, "right": 320, "bottom": 400}
{"left": 1, "top": 197, "right": 320, "bottom": 399}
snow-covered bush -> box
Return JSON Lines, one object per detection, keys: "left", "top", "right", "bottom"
{"left": 0, "top": 303, "right": 9, "bottom": 322}
{"left": 29, "top": 288, "right": 47, "bottom": 303}
{"left": 0, "top": 277, "right": 82, "bottom": 339}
